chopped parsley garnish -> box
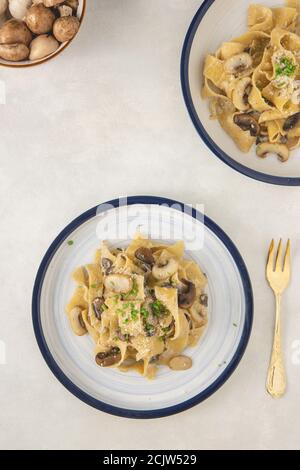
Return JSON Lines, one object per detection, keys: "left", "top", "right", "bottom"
{"left": 275, "top": 57, "right": 296, "bottom": 78}
{"left": 67, "top": 240, "right": 74, "bottom": 246}
{"left": 123, "top": 318, "right": 129, "bottom": 324}
{"left": 233, "top": 323, "right": 238, "bottom": 327}
{"left": 150, "top": 300, "right": 166, "bottom": 317}
{"left": 131, "top": 308, "right": 139, "bottom": 321}
{"left": 90, "top": 284, "right": 98, "bottom": 289}
{"left": 140, "top": 308, "right": 149, "bottom": 319}
{"left": 145, "top": 323, "right": 155, "bottom": 332}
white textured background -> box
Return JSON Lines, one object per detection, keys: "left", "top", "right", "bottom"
{"left": 0, "top": 0, "right": 300, "bottom": 450}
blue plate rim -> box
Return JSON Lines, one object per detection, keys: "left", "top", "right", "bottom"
{"left": 180, "top": 0, "right": 300, "bottom": 186}
{"left": 32, "top": 195, "right": 253, "bottom": 419}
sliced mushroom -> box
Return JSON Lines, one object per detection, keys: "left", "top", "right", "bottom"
{"left": 232, "top": 77, "right": 252, "bottom": 111}
{"left": 104, "top": 274, "right": 133, "bottom": 294}
{"left": 256, "top": 142, "right": 290, "bottom": 162}
{"left": 283, "top": 113, "right": 300, "bottom": 132}
{"left": 168, "top": 355, "right": 192, "bottom": 371}
{"left": 199, "top": 293, "right": 208, "bottom": 307}
{"left": 224, "top": 52, "right": 253, "bottom": 75}
{"left": 139, "top": 262, "right": 152, "bottom": 275}
{"left": 101, "top": 257, "right": 113, "bottom": 274}
{"left": 68, "top": 306, "right": 87, "bottom": 336}
{"left": 152, "top": 258, "right": 178, "bottom": 281}
{"left": 178, "top": 280, "right": 196, "bottom": 309}
{"left": 95, "top": 347, "right": 121, "bottom": 367}
{"left": 92, "top": 297, "right": 105, "bottom": 320}
{"left": 134, "top": 247, "right": 155, "bottom": 266}
{"left": 234, "top": 113, "right": 260, "bottom": 137}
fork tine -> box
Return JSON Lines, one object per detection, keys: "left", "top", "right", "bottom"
{"left": 283, "top": 239, "right": 291, "bottom": 274}
{"left": 267, "top": 239, "right": 275, "bottom": 275}
{"left": 275, "top": 239, "right": 283, "bottom": 271}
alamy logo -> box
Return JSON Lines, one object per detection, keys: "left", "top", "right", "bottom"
{"left": 95, "top": 198, "right": 205, "bottom": 251}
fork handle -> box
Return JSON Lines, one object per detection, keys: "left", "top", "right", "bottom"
{"left": 266, "top": 294, "right": 286, "bottom": 398}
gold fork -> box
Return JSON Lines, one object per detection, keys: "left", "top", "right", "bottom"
{"left": 266, "top": 239, "right": 291, "bottom": 399}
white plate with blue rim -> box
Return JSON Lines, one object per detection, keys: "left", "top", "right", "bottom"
{"left": 181, "top": 0, "right": 300, "bottom": 186}
{"left": 32, "top": 196, "right": 253, "bottom": 418}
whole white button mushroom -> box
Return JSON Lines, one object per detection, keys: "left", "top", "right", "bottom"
{"left": 29, "top": 33, "right": 59, "bottom": 60}
{"left": 9, "top": 0, "right": 32, "bottom": 20}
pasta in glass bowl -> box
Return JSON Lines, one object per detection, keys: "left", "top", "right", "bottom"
{"left": 181, "top": 0, "right": 300, "bottom": 185}
{"left": 66, "top": 235, "right": 208, "bottom": 380}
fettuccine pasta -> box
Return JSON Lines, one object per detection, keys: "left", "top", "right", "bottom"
{"left": 66, "top": 235, "right": 208, "bottom": 379}
{"left": 202, "top": 1, "right": 300, "bottom": 162}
